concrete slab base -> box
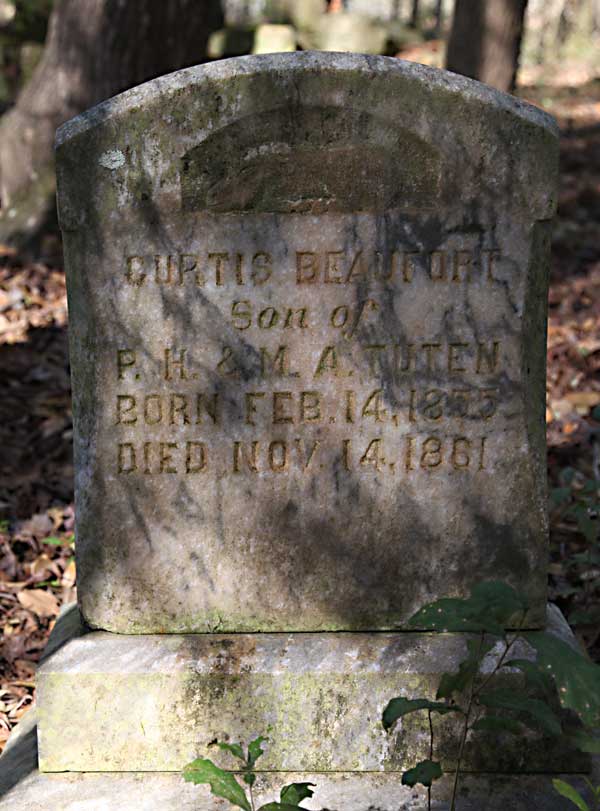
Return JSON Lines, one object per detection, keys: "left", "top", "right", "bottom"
{"left": 0, "top": 725, "right": 596, "bottom": 811}
{"left": 0, "top": 604, "right": 594, "bottom": 809}
{"left": 6, "top": 702, "right": 590, "bottom": 810}
{"left": 35, "top": 605, "right": 586, "bottom": 774}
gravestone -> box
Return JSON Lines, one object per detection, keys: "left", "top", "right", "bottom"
{"left": 56, "top": 53, "right": 555, "bottom": 636}
{"left": 252, "top": 23, "right": 297, "bottom": 53}
{"left": 311, "top": 12, "right": 390, "bottom": 53}
{"left": 3, "top": 53, "right": 585, "bottom": 811}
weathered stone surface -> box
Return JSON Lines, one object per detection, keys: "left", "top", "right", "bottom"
{"left": 36, "top": 605, "right": 584, "bottom": 773}
{"left": 2, "top": 767, "right": 598, "bottom": 811}
{"left": 56, "top": 53, "right": 558, "bottom": 634}
{"left": 9, "top": 604, "right": 593, "bottom": 808}
{"left": 252, "top": 24, "right": 296, "bottom": 53}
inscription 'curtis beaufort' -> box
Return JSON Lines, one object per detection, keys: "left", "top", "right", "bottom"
{"left": 124, "top": 246, "right": 503, "bottom": 287}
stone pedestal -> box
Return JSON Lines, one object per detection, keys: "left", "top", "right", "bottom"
{"left": 0, "top": 605, "right": 594, "bottom": 809}
{"left": 3, "top": 766, "right": 599, "bottom": 811}
{"left": 35, "top": 606, "right": 587, "bottom": 775}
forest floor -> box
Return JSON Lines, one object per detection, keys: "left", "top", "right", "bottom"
{"left": 0, "top": 77, "right": 599, "bottom": 753}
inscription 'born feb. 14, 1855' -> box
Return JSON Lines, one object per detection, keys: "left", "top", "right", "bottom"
{"left": 56, "top": 53, "right": 559, "bottom": 634}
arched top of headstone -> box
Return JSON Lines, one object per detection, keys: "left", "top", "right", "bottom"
{"left": 56, "top": 52, "right": 558, "bottom": 224}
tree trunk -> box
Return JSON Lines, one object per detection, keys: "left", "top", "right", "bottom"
{"left": 593, "top": 0, "right": 600, "bottom": 33}
{"left": 410, "top": 0, "right": 420, "bottom": 28}
{"left": 445, "top": 0, "right": 528, "bottom": 93}
{"left": 0, "top": 0, "right": 224, "bottom": 207}
{"left": 557, "top": 0, "right": 582, "bottom": 46}
{"left": 433, "top": 0, "right": 443, "bottom": 36}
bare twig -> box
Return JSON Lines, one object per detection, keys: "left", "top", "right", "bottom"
{"left": 450, "top": 631, "right": 484, "bottom": 811}
{"left": 428, "top": 709, "right": 434, "bottom": 811}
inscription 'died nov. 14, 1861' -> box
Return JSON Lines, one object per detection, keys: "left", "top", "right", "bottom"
{"left": 115, "top": 243, "right": 504, "bottom": 479}
{"left": 57, "top": 53, "right": 557, "bottom": 632}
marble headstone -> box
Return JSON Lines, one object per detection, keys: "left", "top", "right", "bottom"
{"left": 56, "top": 53, "right": 558, "bottom": 633}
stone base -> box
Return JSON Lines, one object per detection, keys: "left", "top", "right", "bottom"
{"left": 36, "top": 605, "right": 587, "bottom": 774}
{"left": 0, "top": 604, "right": 595, "bottom": 809}
{"left": 0, "top": 717, "right": 596, "bottom": 811}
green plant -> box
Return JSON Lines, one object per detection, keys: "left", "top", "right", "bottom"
{"left": 382, "top": 581, "right": 600, "bottom": 811}
{"left": 550, "top": 467, "right": 600, "bottom": 628}
{"left": 554, "top": 778, "right": 600, "bottom": 811}
{"left": 183, "top": 736, "right": 318, "bottom": 811}
{"left": 43, "top": 533, "right": 75, "bottom": 546}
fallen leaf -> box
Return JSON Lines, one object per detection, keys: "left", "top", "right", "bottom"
{"left": 549, "top": 398, "right": 576, "bottom": 420}
{"left": 565, "top": 391, "right": 600, "bottom": 407}
{"left": 17, "top": 589, "right": 59, "bottom": 618}
{"left": 61, "top": 559, "right": 76, "bottom": 589}
{"left": 29, "top": 554, "right": 53, "bottom": 577}
{"left": 19, "top": 513, "right": 53, "bottom": 539}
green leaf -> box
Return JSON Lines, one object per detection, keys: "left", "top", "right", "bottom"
{"left": 477, "top": 689, "right": 562, "bottom": 736}
{"left": 43, "top": 535, "right": 74, "bottom": 546}
{"left": 565, "top": 730, "right": 600, "bottom": 754}
{"left": 215, "top": 742, "right": 246, "bottom": 762}
{"left": 243, "top": 772, "right": 256, "bottom": 786}
{"left": 471, "top": 716, "right": 523, "bottom": 734}
{"left": 559, "top": 467, "right": 577, "bottom": 486}
{"left": 569, "top": 606, "right": 600, "bottom": 627}
{"left": 552, "top": 779, "right": 590, "bottom": 811}
{"left": 382, "top": 697, "right": 460, "bottom": 730}
{"left": 409, "top": 597, "right": 478, "bottom": 632}
{"left": 525, "top": 631, "right": 600, "bottom": 726}
{"left": 247, "top": 735, "right": 268, "bottom": 769}
{"left": 583, "top": 777, "right": 600, "bottom": 798}
{"left": 401, "top": 760, "right": 443, "bottom": 788}
{"left": 437, "top": 638, "right": 495, "bottom": 700}
{"left": 459, "top": 581, "right": 527, "bottom": 629}
{"left": 183, "top": 758, "right": 251, "bottom": 811}
{"left": 279, "top": 783, "right": 316, "bottom": 805}
{"left": 258, "top": 804, "right": 307, "bottom": 811}
{"left": 505, "top": 659, "right": 556, "bottom": 700}
{"left": 575, "top": 509, "right": 599, "bottom": 544}
{"left": 550, "top": 487, "right": 572, "bottom": 506}
{"left": 566, "top": 551, "right": 600, "bottom": 567}
{"left": 408, "top": 581, "right": 527, "bottom": 635}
